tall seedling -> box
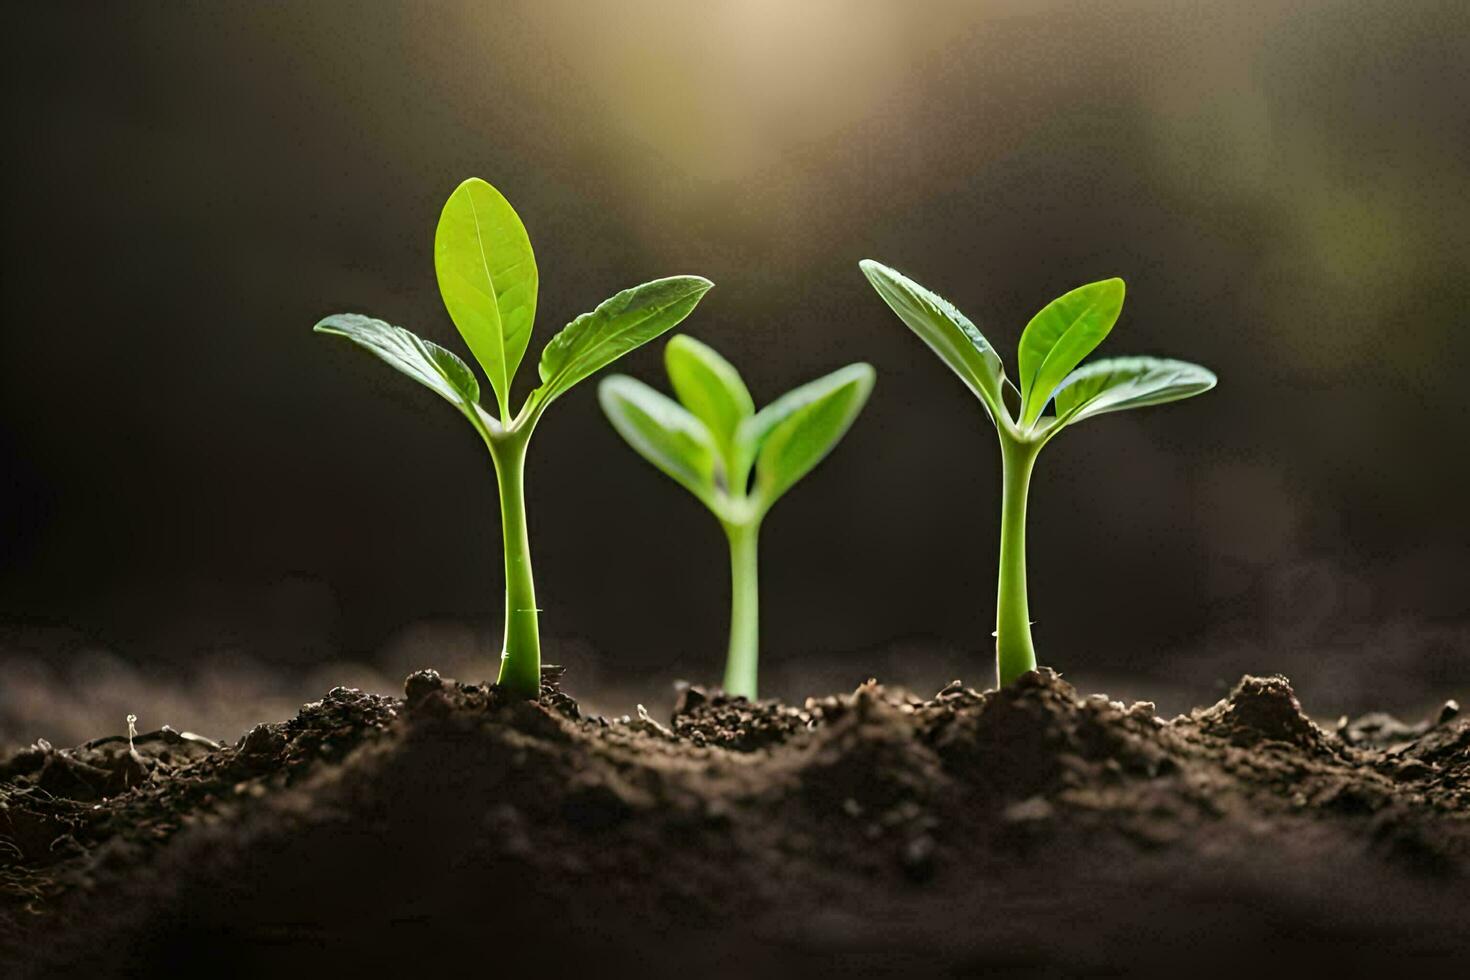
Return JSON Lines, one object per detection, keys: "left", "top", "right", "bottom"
{"left": 315, "top": 178, "right": 712, "bottom": 697}
{"left": 861, "top": 261, "right": 1215, "bottom": 687}
{"left": 599, "top": 336, "right": 874, "bottom": 698}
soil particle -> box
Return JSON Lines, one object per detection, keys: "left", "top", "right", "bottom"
{"left": 2, "top": 667, "right": 1466, "bottom": 977}
{"left": 671, "top": 682, "right": 811, "bottom": 750}
{"left": 402, "top": 667, "right": 444, "bottom": 706}
{"left": 1194, "top": 674, "right": 1336, "bottom": 750}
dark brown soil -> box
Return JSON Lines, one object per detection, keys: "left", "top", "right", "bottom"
{"left": 2, "top": 667, "right": 1466, "bottom": 977}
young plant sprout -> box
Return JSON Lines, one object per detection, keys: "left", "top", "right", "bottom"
{"left": 598, "top": 336, "right": 874, "bottom": 699}
{"left": 860, "top": 260, "right": 1216, "bottom": 688}
{"left": 315, "top": 178, "right": 713, "bottom": 698}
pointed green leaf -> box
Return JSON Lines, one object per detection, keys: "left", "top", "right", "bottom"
{"left": 736, "top": 366, "right": 857, "bottom": 481}
{"left": 434, "top": 177, "right": 538, "bottom": 418}
{"left": 1053, "top": 356, "right": 1217, "bottom": 427}
{"left": 598, "top": 375, "right": 720, "bottom": 509}
{"left": 664, "top": 334, "right": 754, "bottom": 472}
{"left": 314, "top": 313, "right": 480, "bottom": 412}
{"left": 750, "top": 364, "right": 875, "bottom": 511}
{"left": 1016, "top": 278, "right": 1125, "bottom": 427}
{"left": 859, "top": 260, "right": 1006, "bottom": 423}
{"left": 536, "top": 276, "right": 714, "bottom": 407}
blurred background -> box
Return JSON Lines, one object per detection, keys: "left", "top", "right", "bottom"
{"left": 2, "top": 0, "right": 1467, "bottom": 747}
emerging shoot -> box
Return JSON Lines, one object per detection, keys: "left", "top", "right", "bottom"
{"left": 315, "top": 178, "right": 713, "bottom": 698}
{"left": 860, "top": 260, "right": 1215, "bottom": 688}
{"left": 598, "top": 336, "right": 875, "bottom": 699}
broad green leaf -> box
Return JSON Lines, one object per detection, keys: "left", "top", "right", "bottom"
{"left": 536, "top": 276, "right": 714, "bottom": 407}
{"left": 314, "top": 313, "right": 480, "bottom": 411}
{"left": 751, "top": 364, "right": 875, "bottom": 510}
{"left": 1053, "top": 356, "right": 1216, "bottom": 427}
{"left": 434, "top": 177, "right": 538, "bottom": 418}
{"left": 664, "top": 334, "right": 754, "bottom": 471}
{"left": 598, "top": 375, "right": 720, "bottom": 508}
{"left": 1016, "top": 278, "right": 1124, "bottom": 427}
{"left": 860, "top": 260, "right": 1006, "bottom": 423}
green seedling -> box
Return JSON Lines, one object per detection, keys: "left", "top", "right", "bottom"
{"left": 315, "top": 178, "right": 713, "bottom": 698}
{"left": 598, "top": 336, "right": 874, "bottom": 698}
{"left": 860, "top": 260, "right": 1215, "bottom": 688}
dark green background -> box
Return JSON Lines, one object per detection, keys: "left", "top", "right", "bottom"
{"left": 2, "top": 1, "right": 1466, "bottom": 739}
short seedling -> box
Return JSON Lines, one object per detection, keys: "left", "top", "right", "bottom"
{"left": 315, "top": 178, "right": 713, "bottom": 698}
{"left": 598, "top": 336, "right": 874, "bottom": 698}
{"left": 860, "top": 260, "right": 1215, "bottom": 688}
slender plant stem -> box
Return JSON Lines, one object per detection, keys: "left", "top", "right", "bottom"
{"left": 723, "top": 520, "right": 761, "bottom": 699}
{"left": 995, "top": 437, "right": 1040, "bottom": 687}
{"left": 491, "top": 432, "right": 541, "bottom": 698}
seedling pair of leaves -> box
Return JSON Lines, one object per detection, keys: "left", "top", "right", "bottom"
{"left": 599, "top": 339, "right": 874, "bottom": 699}
{"left": 861, "top": 261, "right": 1216, "bottom": 688}
{"left": 315, "top": 178, "right": 712, "bottom": 698}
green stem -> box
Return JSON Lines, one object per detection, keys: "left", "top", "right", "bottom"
{"left": 995, "top": 438, "right": 1040, "bottom": 687}
{"left": 722, "top": 520, "right": 760, "bottom": 699}
{"left": 491, "top": 432, "right": 541, "bottom": 698}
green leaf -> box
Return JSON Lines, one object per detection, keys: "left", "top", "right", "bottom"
{"left": 859, "top": 260, "right": 1006, "bottom": 423}
{"left": 1016, "top": 278, "right": 1125, "bottom": 427}
{"left": 1053, "top": 356, "right": 1217, "bottom": 427}
{"left": 536, "top": 276, "right": 714, "bottom": 407}
{"left": 434, "top": 177, "right": 538, "bottom": 418}
{"left": 664, "top": 334, "right": 754, "bottom": 472}
{"left": 597, "top": 375, "right": 720, "bottom": 509}
{"left": 750, "top": 364, "right": 875, "bottom": 511}
{"left": 314, "top": 313, "right": 480, "bottom": 412}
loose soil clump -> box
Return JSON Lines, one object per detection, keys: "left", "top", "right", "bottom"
{"left": 2, "top": 668, "right": 1466, "bottom": 976}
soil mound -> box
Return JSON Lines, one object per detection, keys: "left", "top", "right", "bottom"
{"left": 2, "top": 668, "right": 1466, "bottom": 976}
